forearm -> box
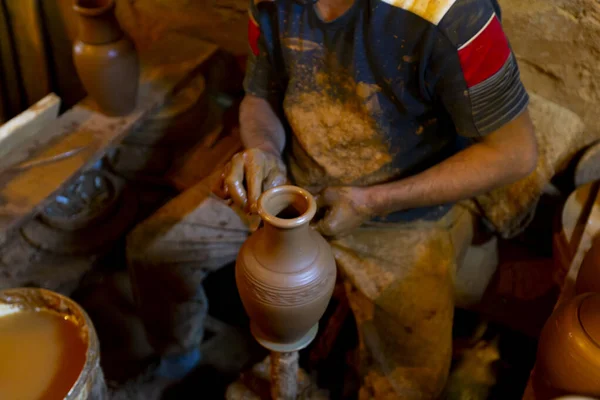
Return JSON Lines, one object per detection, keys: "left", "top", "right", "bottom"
{"left": 367, "top": 111, "right": 538, "bottom": 215}
{"left": 239, "top": 95, "right": 286, "bottom": 156}
{"left": 368, "top": 144, "right": 525, "bottom": 214}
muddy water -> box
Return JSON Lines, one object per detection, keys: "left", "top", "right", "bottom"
{"left": 0, "top": 310, "right": 87, "bottom": 400}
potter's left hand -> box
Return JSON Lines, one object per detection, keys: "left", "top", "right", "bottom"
{"left": 314, "top": 187, "right": 374, "bottom": 238}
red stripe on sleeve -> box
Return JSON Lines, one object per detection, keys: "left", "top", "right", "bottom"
{"left": 248, "top": 18, "right": 260, "bottom": 56}
{"left": 458, "top": 15, "right": 511, "bottom": 88}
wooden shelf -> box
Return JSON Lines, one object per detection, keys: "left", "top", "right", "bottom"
{"left": 0, "top": 33, "right": 217, "bottom": 243}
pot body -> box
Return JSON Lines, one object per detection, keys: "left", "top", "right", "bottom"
{"left": 235, "top": 186, "right": 336, "bottom": 351}
{"left": 535, "top": 293, "right": 600, "bottom": 397}
{"left": 73, "top": 0, "right": 138, "bottom": 116}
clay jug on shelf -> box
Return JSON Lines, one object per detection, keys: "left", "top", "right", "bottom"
{"left": 236, "top": 185, "right": 336, "bottom": 352}
{"left": 576, "top": 234, "right": 600, "bottom": 295}
{"left": 73, "top": 0, "right": 139, "bottom": 116}
{"left": 534, "top": 293, "right": 600, "bottom": 397}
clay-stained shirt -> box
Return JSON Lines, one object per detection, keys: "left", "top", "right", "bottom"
{"left": 244, "top": 0, "right": 529, "bottom": 222}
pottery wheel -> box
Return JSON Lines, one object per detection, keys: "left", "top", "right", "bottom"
{"left": 251, "top": 323, "right": 319, "bottom": 353}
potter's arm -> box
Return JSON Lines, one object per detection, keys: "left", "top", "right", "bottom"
{"left": 314, "top": 111, "right": 537, "bottom": 238}
{"left": 241, "top": 1, "right": 287, "bottom": 157}
{"left": 365, "top": 110, "right": 537, "bottom": 215}
{"left": 214, "top": 0, "right": 291, "bottom": 211}
{"left": 213, "top": 95, "right": 288, "bottom": 212}
{"left": 239, "top": 95, "right": 286, "bottom": 156}
{"left": 367, "top": 8, "right": 538, "bottom": 215}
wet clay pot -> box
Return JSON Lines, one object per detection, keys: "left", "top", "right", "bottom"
{"left": 576, "top": 234, "right": 600, "bottom": 295}
{"left": 534, "top": 293, "right": 600, "bottom": 397}
{"left": 236, "top": 185, "right": 336, "bottom": 352}
{"left": 73, "top": 0, "right": 139, "bottom": 116}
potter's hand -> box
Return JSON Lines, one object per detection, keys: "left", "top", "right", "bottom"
{"left": 315, "top": 187, "right": 374, "bottom": 238}
{"left": 214, "top": 148, "right": 287, "bottom": 213}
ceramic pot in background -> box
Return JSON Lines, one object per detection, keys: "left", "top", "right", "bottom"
{"left": 553, "top": 183, "right": 600, "bottom": 287}
{"left": 236, "top": 186, "right": 336, "bottom": 352}
{"left": 534, "top": 293, "right": 600, "bottom": 397}
{"left": 73, "top": 0, "right": 139, "bottom": 116}
{"left": 576, "top": 234, "right": 600, "bottom": 295}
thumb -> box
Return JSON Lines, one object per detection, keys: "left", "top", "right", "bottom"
{"left": 315, "top": 187, "right": 341, "bottom": 209}
{"left": 316, "top": 207, "right": 343, "bottom": 237}
{"left": 314, "top": 193, "right": 325, "bottom": 209}
{"left": 315, "top": 215, "right": 333, "bottom": 237}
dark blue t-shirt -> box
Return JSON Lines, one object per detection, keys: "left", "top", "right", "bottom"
{"left": 245, "top": 0, "right": 529, "bottom": 222}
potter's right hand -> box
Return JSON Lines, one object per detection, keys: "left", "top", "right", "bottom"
{"left": 213, "top": 148, "right": 287, "bottom": 213}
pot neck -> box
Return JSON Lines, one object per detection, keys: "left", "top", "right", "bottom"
{"left": 74, "top": 1, "right": 123, "bottom": 45}
{"left": 254, "top": 185, "right": 319, "bottom": 273}
{"left": 256, "top": 222, "right": 317, "bottom": 273}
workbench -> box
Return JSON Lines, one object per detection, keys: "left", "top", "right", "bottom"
{"left": 0, "top": 33, "right": 217, "bottom": 244}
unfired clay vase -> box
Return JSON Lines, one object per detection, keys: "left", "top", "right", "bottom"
{"left": 534, "top": 293, "right": 600, "bottom": 397}
{"left": 73, "top": 0, "right": 139, "bottom": 116}
{"left": 576, "top": 234, "right": 600, "bottom": 295}
{"left": 236, "top": 185, "right": 336, "bottom": 352}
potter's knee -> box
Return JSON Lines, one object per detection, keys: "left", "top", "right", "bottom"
{"left": 126, "top": 225, "right": 146, "bottom": 262}
{"left": 126, "top": 220, "right": 163, "bottom": 264}
{"left": 361, "top": 368, "right": 448, "bottom": 400}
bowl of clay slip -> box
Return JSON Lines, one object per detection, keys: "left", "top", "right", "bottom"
{"left": 0, "top": 288, "right": 107, "bottom": 399}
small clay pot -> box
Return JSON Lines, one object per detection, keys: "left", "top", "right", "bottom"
{"left": 235, "top": 186, "right": 336, "bottom": 352}
{"left": 535, "top": 293, "right": 600, "bottom": 397}
{"left": 576, "top": 234, "right": 600, "bottom": 295}
{"left": 73, "top": 0, "right": 139, "bottom": 116}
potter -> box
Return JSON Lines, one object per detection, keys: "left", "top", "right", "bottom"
{"left": 127, "top": 0, "right": 537, "bottom": 396}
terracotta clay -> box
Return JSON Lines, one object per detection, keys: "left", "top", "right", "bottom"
{"left": 236, "top": 185, "right": 336, "bottom": 351}
{"left": 534, "top": 293, "right": 600, "bottom": 397}
{"left": 73, "top": 0, "right": 139, "bottom": 116}
{"left": 576, "top": 234, "right": 600, "bottom": 295}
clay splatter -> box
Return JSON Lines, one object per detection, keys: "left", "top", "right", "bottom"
{"left": 282, "top": 37, "right": 321, "bottom": 52}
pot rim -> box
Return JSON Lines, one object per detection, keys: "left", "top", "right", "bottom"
{"left": 0, "top": 287, "right": 100, "bottom": 399}
{"left": 258, "top": 185, "right": 316, "bottom": 229}
{"left": 73, "top": 0, "right": 115, "bottom": 17}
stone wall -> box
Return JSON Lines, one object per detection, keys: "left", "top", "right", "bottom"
{"left": 500, "top": 0, "right": 600, "bottom": 143}
{"left": 114, "top": 0, "right": 249, "bottom": 55}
